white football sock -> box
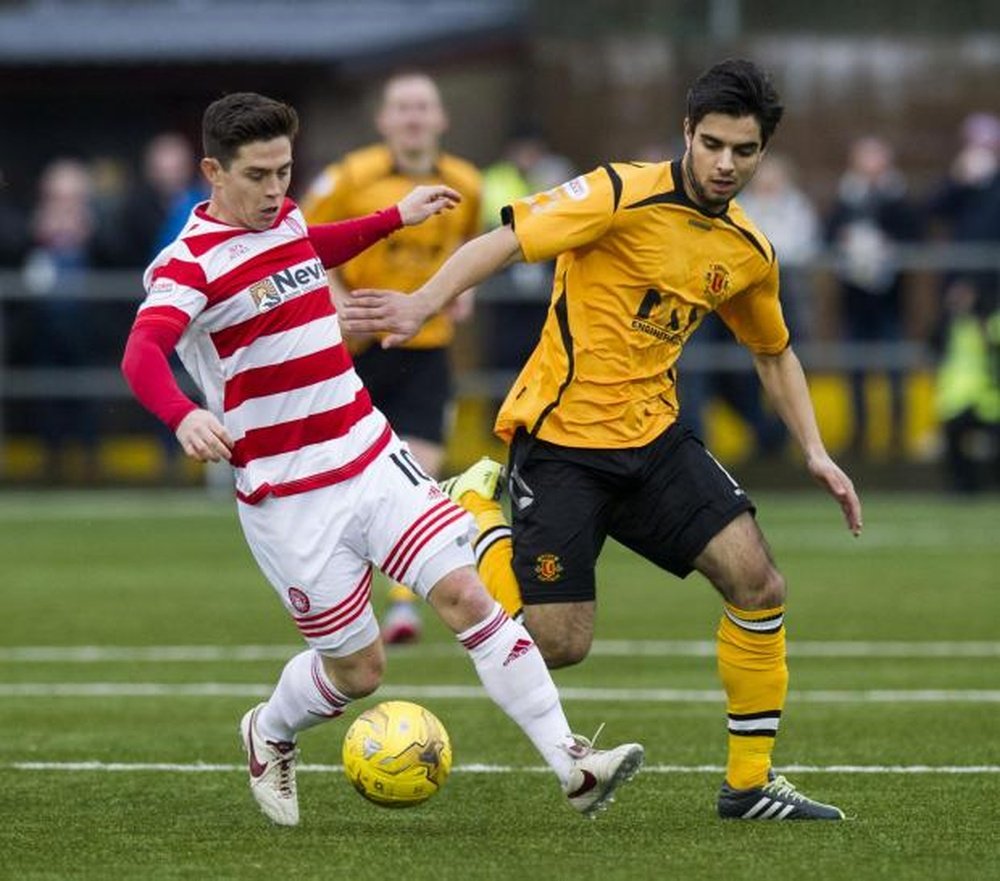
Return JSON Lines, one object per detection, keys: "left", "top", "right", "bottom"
{"left": 256, "top": 649, "right": 350, "bottom": 743}
{"left": 457, "top": 602, "right": 574, "bottom": 784}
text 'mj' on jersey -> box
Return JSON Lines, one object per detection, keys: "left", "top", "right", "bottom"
{"left": 496, "top": 160, "right": 789, "bottom": 450}
{"left": 136, "top": 199, "right": 389, "bottom": 504}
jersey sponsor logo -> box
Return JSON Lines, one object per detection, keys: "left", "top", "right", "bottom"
{"left": 287, "top": 586, "right": 311, "bottom": 614}
{"left": 562, "top": 175, "right": 590, "bottom": 201}
{"left": 248, "top": 258, "right": 326, "bottom": 313}
{"left": 534, "top": 553, "right": 563, "bottom": 583}
{"left": 631, "top": 288, "right": 701, "bottom": 344}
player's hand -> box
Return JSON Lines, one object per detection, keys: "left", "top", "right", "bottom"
{"left": 397, "top": 185, "right": 461, "bottom": 226}
{"left": 806, "top": 451, "right": 863, "bottom": 536}
{"left": 175, "top": 409, "right": 233, "bottom": 463}
{"left": 339, "top": 288, "right": 430, "bottom": 348}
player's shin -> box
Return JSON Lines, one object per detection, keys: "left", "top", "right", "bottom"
{"left": 716, "top": 602, "right": 788, "bottom": 790}
{"left": 462, "top": 493, "right": 522, "bottom": 618}
{"left": 457, "top": 601, "right": 575, "bottom": 783}
{"left": 256, "top": 649, "right": 352, "bottom": 743}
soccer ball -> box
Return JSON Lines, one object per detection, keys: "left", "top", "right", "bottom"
{"left": 342, "top": 700, "right": 452, "bottom": 808}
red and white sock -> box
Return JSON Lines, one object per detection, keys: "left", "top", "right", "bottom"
{"left": 457, "top": 602, "right": 575, "bottom": 784}
{"left": 256, "top": 649, "right": 351, "bottom": 743}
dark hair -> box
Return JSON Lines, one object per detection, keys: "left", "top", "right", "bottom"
{"left": 686, "top": 59, "right": 784, "bottom": 147}
{"left": 202, "top": 92, "right": 299, "bottom": 168}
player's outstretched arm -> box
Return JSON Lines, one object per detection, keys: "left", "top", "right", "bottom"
{"left": 340, "top": 225, "right": 524, "bottom": 348}
{"left": 396, "top": 184, "right": 461, "bottom": 225}
{"left": 753, "top": 347, "right": 863, "bottom": 535}
{"left": 307, "top": 186, "right": 458, "bottom": 271}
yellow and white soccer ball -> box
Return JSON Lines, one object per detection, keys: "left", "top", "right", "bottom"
{"left": 342, "top": 700, "right": 452, "bottom": 808}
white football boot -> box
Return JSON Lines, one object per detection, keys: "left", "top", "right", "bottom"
{"left": 239, "top": 702, "right": 300, "bottom": 826}
{"left": 562, "top": 728, "right": 645, "bottom": 818}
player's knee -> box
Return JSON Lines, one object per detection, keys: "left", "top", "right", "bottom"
{"left": 524, "top": 615, "right": 592, "bottom": 669}
{"left": 735, "top": 564, "right": 786, "bottom": 610}
{"left": 321, "top": 651, "right": 384, "bottom": 699}
{"left": 539, "top": 639, "right": 589, "bottom": 669}
{"left": 427, "top": 567, "right": 495, "bottom": 632}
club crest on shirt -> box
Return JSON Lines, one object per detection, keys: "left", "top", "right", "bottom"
{"left": 249, "top": 277, "right": 283, "bottom": 313}
{"left": 704, "top": 263, "right": 731, "bottom": 303}
{"left": 534, "top": 553, "right": 563, "bottom": 583}
{"left": 287, "top": 586, "right": 311, "bottom": 614}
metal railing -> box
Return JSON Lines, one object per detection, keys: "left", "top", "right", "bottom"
{"left": 1, "top": 242, "right": 998, "bottom": 440}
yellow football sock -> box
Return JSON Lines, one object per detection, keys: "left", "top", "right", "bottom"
{"left": 386, "top": 583, "right": 417, "bottom": 605}
{"left": 458, "top": 492, "right": 522, "bottom": 618}
{"left": 717, "top": 601, "right": 788, "bottom": 790}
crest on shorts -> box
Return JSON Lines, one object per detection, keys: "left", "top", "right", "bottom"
{"left": 287, "top": 586, "right": 310, "bottom": 614}
{"left": 534, "top": 553, "right": 563, "bottom": 583}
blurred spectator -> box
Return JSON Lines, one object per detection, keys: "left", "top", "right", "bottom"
{"left": 479, "top": 130, "right": 575, "bottom": 383}
{"left": 738, "top": 154, "right": 821, "bottom": 337}
{"left": 927, "top": 113, "right": 1000, "bottom": 492}
{"left": 22, "top": 158, "right": 102, "bottom": 479}
{"left": 826, "top": 136, "right": 922, "bottom": 457}
{"left": 111, "top": 132, "right": 206, "bottom": 266}
{"left": 933, "top": 280, "right": 999, "bottom": 493}
{"left": 108, "top": 133, "right": 206, "bottom": 478}
{"left": 927, "top": 111, "right": 1000, "bottom": 307}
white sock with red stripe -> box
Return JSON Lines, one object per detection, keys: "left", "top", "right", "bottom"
{"left": 255, "top": 649, "right": 350, "bottom": 743}
{"left": 457, "top": 602, "right": 575, "bottom": 784}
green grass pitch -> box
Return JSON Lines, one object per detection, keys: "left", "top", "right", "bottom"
{"left": 1, "top": 490, "right": 998, "bottom": 880}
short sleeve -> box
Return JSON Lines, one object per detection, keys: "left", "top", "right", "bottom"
{"left": 715, "top": 258, "right": 790, "bottom": 354}
{"left": 503, "top": 167, "right": 616, "bottom": 264}
{"left": 137, "top": 259, "right": 207, "bottom": 328}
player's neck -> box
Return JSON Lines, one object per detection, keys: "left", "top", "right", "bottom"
{"left": 392, "top": 148, "right": 438, "bottom": 178}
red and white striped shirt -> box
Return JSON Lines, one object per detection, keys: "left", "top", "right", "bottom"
{"left": 131, "top": 198, "right": 396, "bottom": 504}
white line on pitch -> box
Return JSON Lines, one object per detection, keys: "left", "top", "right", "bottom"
{"left": 2, "top": 641, "right": 999, "bottom": 663}
{"left": 1, "top": 682, "right": 999, "bottom": 702}
{"left": 8, "top": 761, "right": 1000, "bottom": 775}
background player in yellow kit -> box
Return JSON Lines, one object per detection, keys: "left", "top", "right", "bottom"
{"left": 340, "top": 59, "right": 862, "bottom": 820}
{"left": 303, "top": 70, "right": 482, "bottom": 643}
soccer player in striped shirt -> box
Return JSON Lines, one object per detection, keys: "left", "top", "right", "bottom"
{"left": 121, "top": 92, "right": 643, "bottom": 826}
{"left": 340, "top": 60, "right": 861, "bottom": 820}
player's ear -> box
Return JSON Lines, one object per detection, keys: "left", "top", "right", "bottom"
{"left": 200, "top": 156, "right": 223, "bottom": 186}
{"left": 683, "top": 117, "right": 693, "bottom": 148}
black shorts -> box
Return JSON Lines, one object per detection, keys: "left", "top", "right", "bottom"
{"left": 507, "top": 424, "right": 755, "bottom": 605}
{"left": 352, "top": 346, "right": 452, "bottom": 444}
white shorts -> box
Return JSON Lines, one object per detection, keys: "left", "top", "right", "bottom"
{"left": 237, "top": 435, "right": 475, "bottom": 656}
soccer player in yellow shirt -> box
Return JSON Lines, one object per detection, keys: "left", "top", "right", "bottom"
{"left": 341, "top": 59, "right": 862, "bottom": 820}
{"left": 303, "top": 71, "right": 482, "bottom": 643}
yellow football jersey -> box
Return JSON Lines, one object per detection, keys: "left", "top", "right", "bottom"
{"left": 496, "top": 160, "right": 789, "bottom": 449}
{"left": 302, "top": 144, "right": 482, "bottom": 349}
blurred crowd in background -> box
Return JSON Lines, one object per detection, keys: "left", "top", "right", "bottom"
{"left": 1, "top": 3, "right": 998, "bottom": 495}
